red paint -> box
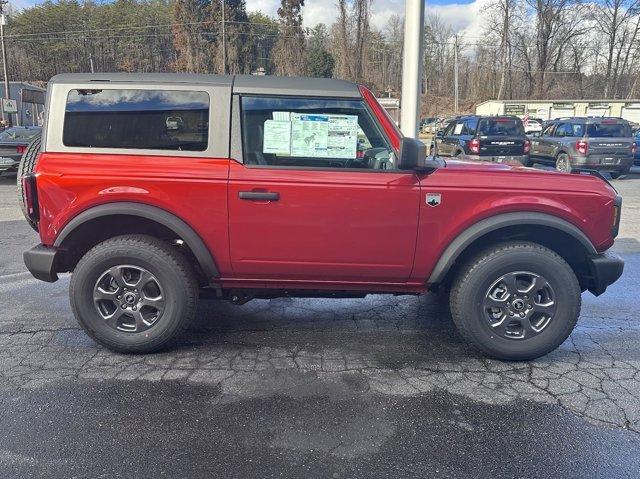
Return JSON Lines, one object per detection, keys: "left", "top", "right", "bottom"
{"left": 32, "top": 91, "right": 618, "bottom": 293}
{"left": 360, "top": 85, "right": 402, "bottom": 151}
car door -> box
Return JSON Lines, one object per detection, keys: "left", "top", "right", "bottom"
{"left": 439, "top": 121, "right": 458, "bottom": 156}
{"left": 227, "top": 94, "right": 421, "bottom": 283}
{"left": 531, "top": 123, "right": 555, "bottom": 161}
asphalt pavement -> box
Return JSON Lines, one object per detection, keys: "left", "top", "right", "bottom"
{"left": 1, "top": 170, "right": 640, "bottom": 478}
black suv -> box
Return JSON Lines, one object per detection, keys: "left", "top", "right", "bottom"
{"left": 431, "top": 115, "right": 530, "bottom": 164}
{"left": 529, "top": 117, "right": 634, "bottom": 178}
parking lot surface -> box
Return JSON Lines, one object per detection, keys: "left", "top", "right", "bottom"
{"left": 1, "top": 170, "right": 640, "bottom": 478}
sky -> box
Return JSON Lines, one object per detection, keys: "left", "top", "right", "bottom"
{"left": 248, "top": 0, "right": 481, "bottom": 34}
{"left": 10, "top": 0, "right": 485, "bottom": 38}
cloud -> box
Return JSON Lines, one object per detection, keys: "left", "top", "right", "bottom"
{"left": 245, "top": 0, "right": 482, "bottom": 35}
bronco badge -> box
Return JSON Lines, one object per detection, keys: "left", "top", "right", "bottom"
{"left": 426, "top": 193, "right": 441, "bottom": 207}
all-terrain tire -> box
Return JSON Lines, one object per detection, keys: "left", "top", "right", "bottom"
{"left": 70, "top": 234, "right": 198, "bottom": 354}
{"left": 450, "top": 241, "right": 581, "bottom": 360}
{"left": 17, "top": 134, "right": 42, "bottom": 231}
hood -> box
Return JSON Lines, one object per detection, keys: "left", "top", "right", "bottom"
{"left": 443, "top": 158, "right": 529, "bottom": 172}
{"left": 435, "top": 158, "right": 617, "bottom": 198}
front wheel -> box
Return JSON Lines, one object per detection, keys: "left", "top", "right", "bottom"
{"left": 70, "top": 234, "right": 198, "bottom": 353}
{"left": 450, "top": 241, "right": 581, "bottom": 360}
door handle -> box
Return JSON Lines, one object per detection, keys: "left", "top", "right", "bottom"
{"left": 238, "top": 191, "right": 280, "bottom": 201}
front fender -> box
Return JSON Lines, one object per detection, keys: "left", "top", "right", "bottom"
{"left": 426, "top": 211, "right": 597, "bottom": 284}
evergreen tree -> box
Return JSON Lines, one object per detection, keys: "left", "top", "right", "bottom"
{"left": 273, "top": 0, "right": 305, "bottom": 76}
{"left": 306, "top": 24, "right": 334, "bottom": 78}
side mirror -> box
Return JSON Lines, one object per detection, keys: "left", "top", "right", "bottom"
{"left": 398, "top": 137, "right": 442, "bottom": 172}
{"left": 436, "top": 130, "right": 444, "bottom": 138}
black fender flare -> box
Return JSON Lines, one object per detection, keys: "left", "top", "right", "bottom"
{"left": 54, "top": 202, "right": 220, "bottom": 279}
{"left": 427, "top": 212, "right": 597, "bottom": 284}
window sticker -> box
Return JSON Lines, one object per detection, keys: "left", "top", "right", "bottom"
{"left": 263, "top": 120, "right": 291, "bottom": 155}
{"left": 454, "top": 123, "right": 464, "bottom": 135}
{"left": 290, "top": 113, "right": 358, "bottom": 159}
{"left": 272, "top": 111, "right": 290, "bottom": 121}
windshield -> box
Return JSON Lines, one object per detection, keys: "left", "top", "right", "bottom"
{"left": 583, "top": 122, "right": 631, "bottom": 138}
{"left": 0, "top": 128, "right": 41, "bottom": 141}
{"left": 478, "top": 118, "right": 524, "bottom": 136}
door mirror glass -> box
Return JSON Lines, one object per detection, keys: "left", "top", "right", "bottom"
{"left": 436, "top": 130, "right": 444, "bottom": 138}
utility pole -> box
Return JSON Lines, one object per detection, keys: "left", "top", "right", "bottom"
{"left": 454, "top": 34, "right": 459, "bottom": 114}
{"left": 0, "top": 0, "right": 10, "bottom": 125}
{"left": 220, "top": 0, "right": 227, "bottom": 74}
{"left": 400, "top": 0, "right": 425, "bottom": 138}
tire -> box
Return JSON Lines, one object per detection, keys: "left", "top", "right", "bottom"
{"left": 70, "top": 234, "right": 198, "bottom": 353}
{"left": 555, "top": 153, "right": 571, "bottom": 173}
{"left": 17, "top": 134, "right": 42, "bottom": 231}
{"left": 450, "top": 241, "right": 581, "bottom": 360}
{"left": 610, "top": 171, "right": 627, "bottom": 180}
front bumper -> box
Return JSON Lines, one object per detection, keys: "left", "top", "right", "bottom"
{"left": 587, "top": 252, "right": 624, "bottom": 296}
{"left": 24, "top": 244, "right": 59, "bottom": 282}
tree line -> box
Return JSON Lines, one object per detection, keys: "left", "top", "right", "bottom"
{"left": 4, "top": 0, "right": 640, "bottom": 115}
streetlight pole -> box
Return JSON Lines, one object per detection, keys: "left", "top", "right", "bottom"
{"left": 400, "top": 0, "right": 425, "bottom": 138}
{"left": 220, "top": 0, "right": 227, "bottom": 74}
{"left": 454, "top": 35, "right": 459, "bottom": 114}
{"left": 0, "top": 0, "right": 9, "bottom": 125}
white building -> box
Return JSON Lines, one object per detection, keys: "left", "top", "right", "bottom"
{"left": 475, "top": 99, "right": 640, "bottom": 124}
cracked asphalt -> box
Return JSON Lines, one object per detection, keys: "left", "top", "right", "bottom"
{"left": 1, "top": 170, "right": 640, "bottom": 478}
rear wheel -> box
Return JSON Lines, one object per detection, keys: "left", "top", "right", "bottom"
{"left": 450, "top": 241, "right": 581, "bottom": 360}
{"left": 70, "top": 234, "right": 198, "bottom": 353}
{"left": 555, "top": 153, "right": 571, "bottom": 173}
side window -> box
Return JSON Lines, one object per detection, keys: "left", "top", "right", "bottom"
{"left": 452, "top": 121, "right": 465, "bottom": 136}
{"left": 572, "top": 124, "right": 585, "bottom": 137}
{"left": 554, "top": 123, "right": 572, "bottom": 137}
{"left": 442, "top": 121, "right": 456, "bottom": 137}
{"left": 63, "top": 89, "right": 209, "bottom": 151}
{"left": 465, "top": 117, "right": 478, "bottom": 135}
{"left": 240, "top": 96, "right": 395, "bottom": 170}
{"left": 541, "top": 124, "right": 555, "bottom": 136}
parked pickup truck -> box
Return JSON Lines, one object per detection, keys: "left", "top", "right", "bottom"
{"left": 19, "top": 73, "right": 623, "bottom": 360}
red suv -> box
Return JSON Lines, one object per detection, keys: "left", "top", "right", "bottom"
{"left": 19, "top": 73, "right": 623, "bottom": 360}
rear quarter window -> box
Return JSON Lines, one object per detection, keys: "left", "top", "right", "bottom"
{"left": 63, "top": 89, "right": 210, "bottom": 151}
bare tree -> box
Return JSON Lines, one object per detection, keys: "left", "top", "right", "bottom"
{"left": 594, "top": 0, "right": 640, "bottom": 97}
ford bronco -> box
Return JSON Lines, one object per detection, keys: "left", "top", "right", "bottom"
{"left": 20, "top": 73, "right": 624, "bottom": 360}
